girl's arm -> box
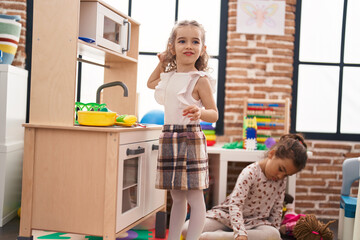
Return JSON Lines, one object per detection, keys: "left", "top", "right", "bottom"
{"left": 183, "top": 76, "right": 218, "bottom": 123}
{"left": 147, "top": 53, "right": 166, "bottom": 89}
{"left": 228, "top": 166, "right": 255, "bottom": 239}
{"left": 229, "top": 204, "right": 247, "bottom": 240}
{"left": 268, "top": 185, "right": 286, "bottom": 228}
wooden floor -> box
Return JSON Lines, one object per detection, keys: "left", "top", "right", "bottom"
{"left": 1, "top": 217, "right": 339, "bottom": 240}
{"left": 0, "top": 217, "right": 20, "bottom": 240}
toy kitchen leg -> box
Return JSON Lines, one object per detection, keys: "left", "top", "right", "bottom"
{"left": 17, "top": 128, "right": 35, "bottom": 240}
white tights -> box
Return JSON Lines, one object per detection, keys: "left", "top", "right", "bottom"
{"left": 182, "top": 218, "right": 281, "bottom": 240}
{"left": 168, "top": 190, "right": 206, "bottom": 240}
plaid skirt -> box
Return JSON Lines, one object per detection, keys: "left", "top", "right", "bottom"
{"left": 155, "top": 124, "right": 209, "bottom": 190}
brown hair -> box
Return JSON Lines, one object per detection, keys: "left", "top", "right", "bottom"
{"left": 267, "top": 134, "right": 308, "bottom": 171}
{"left": 293, "top": 215, "right": 335, "bottom": 240}
{"left": 163, "top": 20, "right": 209, "bottom": 72}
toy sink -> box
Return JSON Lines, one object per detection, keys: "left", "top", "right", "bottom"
{"left": 78, "top": 111, "right": 116, "bottom": 126}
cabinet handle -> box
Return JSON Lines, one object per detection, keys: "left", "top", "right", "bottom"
{"left": 127, "top": 146, "right": 145, "bottom": 156}
{"left": 152, "top": 144, "right": 159, "bottom": 151}
{"left": 122, "top": 19, "right": 131, "bottom": 53}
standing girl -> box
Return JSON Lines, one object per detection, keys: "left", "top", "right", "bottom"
{"left": 147, "top": 20, "right": 218, "bottom": 240}
{"left": 182, "top": 134, "right": 308, "bottom": 240}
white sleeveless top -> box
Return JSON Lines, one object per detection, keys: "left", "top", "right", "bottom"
{"left": 154, "top": 71, "right": 216, "bottom": 125}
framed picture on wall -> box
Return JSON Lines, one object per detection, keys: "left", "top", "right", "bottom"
{"left": 236, "top": 0, "right": 285, "bottom": 36}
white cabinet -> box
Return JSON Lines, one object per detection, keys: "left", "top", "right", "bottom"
{"left": 0, "top": 65, "right": 28, "bottom": 226}
{"left": 0, "top": 65, "right": 28, "bottom": 145}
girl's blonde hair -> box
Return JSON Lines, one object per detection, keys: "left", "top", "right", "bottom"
{"left": 163, "top": 20, "right": 209, "bottom": 72}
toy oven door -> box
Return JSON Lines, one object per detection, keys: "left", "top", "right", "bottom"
{"left": 116, "top": 142, "right": 146, "bottom": 231}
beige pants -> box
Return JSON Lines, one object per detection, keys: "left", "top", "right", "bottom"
{"left": 182, "top": 218, "right": 281, "bottom": 240}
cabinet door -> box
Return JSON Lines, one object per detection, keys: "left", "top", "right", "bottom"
{"left": 144, "top": 140, "right": 166, "bottom": 215}
{"left": 116, "top": 142, "right": 146, "bottom": 231}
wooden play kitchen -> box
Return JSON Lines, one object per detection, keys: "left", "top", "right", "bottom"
{"left": 18, "top": 1, "right": 166, "bottom": 240}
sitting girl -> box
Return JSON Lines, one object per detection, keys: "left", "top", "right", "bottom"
{"left": 182, "top": 134, "right": 308, "bottom": 240}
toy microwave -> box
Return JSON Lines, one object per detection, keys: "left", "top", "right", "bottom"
{"left": 79, "top": 1, "right": 130, "bottom": 54}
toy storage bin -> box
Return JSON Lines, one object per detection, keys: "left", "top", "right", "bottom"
{"left": 0, "top": 64, "right": 28, "bottom": 226}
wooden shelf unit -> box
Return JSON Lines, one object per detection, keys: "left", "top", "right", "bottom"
{"left": 243, "top": 98, "right": 290, "bottom": 142}
{"left": 29, "top": 0, "right": 140, "bottom": 127}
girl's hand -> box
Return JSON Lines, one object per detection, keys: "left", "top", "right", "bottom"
{"left": 147, "top": 52, "right": 166, "bottom": 89}
{"left": 280, "top": 224, "right": 286, "bottom": 235}
{"left": 157, "top": 52, "right": 166, "bottom": 62}
{"left": 183, "top": 105, "right": 201, "bottom": 121}
{"left": 236, "top": 236, "right": 248, "bottom": 240}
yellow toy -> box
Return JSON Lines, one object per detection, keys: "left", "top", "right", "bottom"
{"left": 116, "top": 114, "right": 137, "bottom": 126}
{"left": 243, "top": 116, "right": 257, "bottom": 150}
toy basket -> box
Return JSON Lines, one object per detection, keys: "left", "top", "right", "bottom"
{"left": 74, "top": 102, "right": 107, "bottom": 124}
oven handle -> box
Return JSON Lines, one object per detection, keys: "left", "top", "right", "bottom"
{"left": 126, "top": 146, "right": 145, "bottom": 156}
{"left": 152, "top": 144, "right": 159, "bottom": 151}
{"left": 122, "top": 19, "right": 131, "bottom": 53}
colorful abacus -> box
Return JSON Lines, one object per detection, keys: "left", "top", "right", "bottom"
{"left": 243, "top": 98, "right": 290, "bottom": 144}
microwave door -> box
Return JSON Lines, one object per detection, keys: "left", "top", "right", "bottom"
{"left": 97, "top": 4, "right": 125, "bottom": 53}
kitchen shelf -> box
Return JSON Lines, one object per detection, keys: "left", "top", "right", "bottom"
{"left": 123, "top": 183, "right": 138, "bottom": 191}
{"left": 78, "top": 40, "right": 138, "bottom": 64}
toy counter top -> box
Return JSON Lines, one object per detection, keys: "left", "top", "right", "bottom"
{"left": 23, "top": 123, "right": 162, "bottom": 133}
{"left": 207, "top": 143, "right": 313, "bottom": 158}
{"left": 207, "top": 144, "right": 266, "bottom": 162}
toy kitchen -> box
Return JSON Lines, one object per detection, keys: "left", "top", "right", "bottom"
{"left": 18, "top": 1, "right": 166, "bottom": 240}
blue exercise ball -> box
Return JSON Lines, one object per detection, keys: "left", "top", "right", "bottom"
{"left": 140, "top": 110, "right": 164, "bottom": 125}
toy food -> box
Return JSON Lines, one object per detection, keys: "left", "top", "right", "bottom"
{"left": 115, "top": 114, "right": 137, "bottom": 126}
